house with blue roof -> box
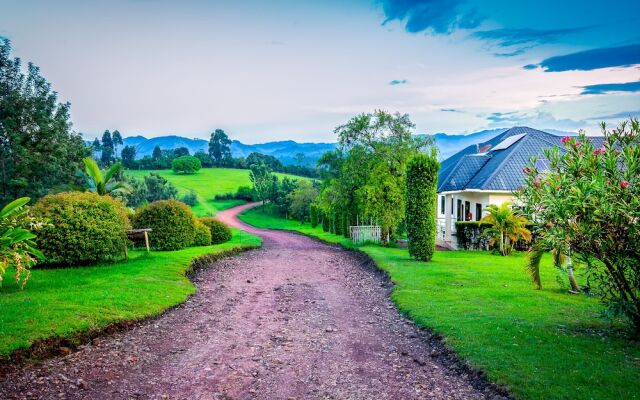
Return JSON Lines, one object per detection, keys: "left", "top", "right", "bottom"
{"left": 436, "top": 126, "right": 603, "bottom": 248}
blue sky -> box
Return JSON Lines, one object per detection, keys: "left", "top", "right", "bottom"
{"left": 0, "top": 0, "right": 638, "bottom": 142}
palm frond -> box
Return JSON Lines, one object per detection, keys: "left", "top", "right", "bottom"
{"left": 526, "top": 247, "right": 544, "bottom": 289}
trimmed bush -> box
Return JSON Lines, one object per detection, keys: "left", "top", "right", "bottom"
{"left": 32, "top": 192, "right": 130, "bottom": 265}
{"left": 406, "top": 151, "right": 440, "bottom": 261}
{"left": 199, "top": 217, "right": 232, "bottom": 244}
{"left": 171, "top": 155, "right": 202, "bottom": 174}
{"left": 132, "top": 200, "right": 197, "bottom": 250}
{"left": 321, "top": 212, "right": 330, "bottom": 232}
{"left": 192, "top": 220, "right": 212, "bottom": 246}
{"left": 181, "top": 189, "right": 198, "bottom": 206}
{"left": 310, "top": 204, "right": 319, "bottom": 228}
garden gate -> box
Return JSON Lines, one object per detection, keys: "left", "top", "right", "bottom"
{"left": 349, "top": 225, "right": 381, "bottom": 244}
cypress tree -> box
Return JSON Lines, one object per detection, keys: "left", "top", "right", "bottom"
{"left": 406, "top": 150, "right": 440, "bottom": 261}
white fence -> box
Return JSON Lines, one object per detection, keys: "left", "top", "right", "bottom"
{"left": 349, "top": 225, "right": 381, "bottom": 244}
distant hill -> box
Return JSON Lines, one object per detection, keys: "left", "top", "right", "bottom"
{"left": 121, "top": 136, "right": 334, "bottom": 166}
{"left": 118, "top": 127, "right": 572, "bottom": 165}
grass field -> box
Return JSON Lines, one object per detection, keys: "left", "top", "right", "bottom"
{"left": 127, "top": 168, "right": 308, "bottom": 216}
{"left": 239, "top": 207, "right": 640, "bottom": 400}
{"left": 0, "top": 229, "right": 261, "bottom": 358}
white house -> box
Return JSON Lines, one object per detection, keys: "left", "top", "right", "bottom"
{"left": 436, "top": 126, "right": 601, "bottom": 248}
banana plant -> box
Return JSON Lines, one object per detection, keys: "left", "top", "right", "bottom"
{"left": 83, "top": 157, "right": 132, "bottom": 196}
{"left": 0, "top": 197, "right": 45, "bottom": 287}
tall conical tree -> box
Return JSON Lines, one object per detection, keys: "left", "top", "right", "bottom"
{"left": 406, "top": 149, "right": 439, "bottom": 261}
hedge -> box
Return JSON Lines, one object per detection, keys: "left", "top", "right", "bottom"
{"left": 406, "top": 152, "right": 439, "bottom": 261}
{"left": 32, "top": 192, "right": 130, "bottom": 265}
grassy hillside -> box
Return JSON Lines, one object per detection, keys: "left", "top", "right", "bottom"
{"left": 239, "top": 207, "right": 640, "bottom": 400}
{"left": 127, "top": 168, "right": 308, "bottom": 216}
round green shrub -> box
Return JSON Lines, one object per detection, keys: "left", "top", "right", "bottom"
{"left": 406, "top": 151, "right": 440, "bottom": 261}
{"left": 192, "top": 220, "right": 212, "bottom": 246}
{"left": 32, "top": 191, "right": 130, "bottom": 265}
{"left": 198, "top": 217, "right": 232, "bottom": 244}
{"left": 171, "top": 155, "right": 202, "bottom": 174}
{"left": 132, "top": 200, "right": 197, "bottom": 250}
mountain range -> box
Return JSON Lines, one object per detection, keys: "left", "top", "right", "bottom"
{"left": 121, "top": 127, "right": 572, "bottom": 165}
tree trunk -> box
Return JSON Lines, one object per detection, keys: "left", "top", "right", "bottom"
{"left": 566, "top": 256, "right": 581, "bottom": 293}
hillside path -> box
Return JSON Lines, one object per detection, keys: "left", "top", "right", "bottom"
{"left": 0, "top": 203, "right": 501, "bottom": 400}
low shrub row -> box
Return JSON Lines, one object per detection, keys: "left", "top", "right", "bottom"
{"left": 455, "top": 221, "right": 533, "bottom": 251}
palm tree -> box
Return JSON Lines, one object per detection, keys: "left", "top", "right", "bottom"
{"left": 480, "top": 202, "right": 531, "bottom": 256}
{"left": 526, "top": 238, "right": 581, "bottom": 292}
{"left": 83, "top": 157, "right": 132, "bottom": 196}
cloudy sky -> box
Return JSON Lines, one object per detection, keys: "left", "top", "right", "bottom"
{"left": 1, "top": 0, "right": 639, "bottom": 142}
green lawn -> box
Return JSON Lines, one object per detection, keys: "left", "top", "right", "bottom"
{"left": 127, "top": 168, "right": 308, "bottom": 216}
{"left": 239, "top": 207, "right": 640, "bottom": 400}
{"left": 0, "top": 229, "right": 261, "bottom": 358}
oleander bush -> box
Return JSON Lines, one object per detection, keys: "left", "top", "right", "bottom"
{"left": 192, "top": 220, "right": 212, "bottom": 246}
{"left": 198, "top": 217, "right": 232, "bottom": 244}
{"left": 32, "top": 192, "right": 130, "bottom": 265}
{"left": 132, "top": 200, "right": 197, "bottom": 250}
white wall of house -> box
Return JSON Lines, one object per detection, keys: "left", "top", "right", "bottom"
{"left": 436, "top": 190, "right": 514, "bottom": 247}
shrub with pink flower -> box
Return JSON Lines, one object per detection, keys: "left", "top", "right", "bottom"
{"left": 517, "top": 118, "right": 640, "bottom": 334}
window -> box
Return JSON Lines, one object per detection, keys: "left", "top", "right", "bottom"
{"left": 475, "top": 203, "right": 482, "bottom": 221}
{"left": 451, "top": 198, "right": 454, "bottom": 216}
{"left": 465, "top": 201, "right": 471, "bottom": 221}
{"left": 440, "top": 196, "right": 445, "bottom": 215}
{"left": 457, "top": 199, "right": 463, "bottom": 221}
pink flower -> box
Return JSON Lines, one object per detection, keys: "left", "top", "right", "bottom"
{"left": 573, "top": 141, "right": 582, "bottom": 147}
{"left": 561, "top": 136, "right": 571, "bottom": 144}
{"left": 592, "top": 147, "right": 605, "bottom": 155}
{"left": 523, "top": 166, "right": 532, "bottom": 174}
{"left": 620, "top": 181, "right": 629, "bottom": 189}
{"left": 533, "top": 177, "right": 542, "bottom": 188}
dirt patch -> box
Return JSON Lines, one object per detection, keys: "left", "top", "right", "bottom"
{"left": 0, "top": 204, "right": 509, "bottom": 399}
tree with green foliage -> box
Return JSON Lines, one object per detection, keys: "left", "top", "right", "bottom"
{"left": 406, "top": 150, "right": 439, "bottom": 261}
{"left": 517, "top": 119, "right": 640, "bottom": 333}
{"left": 209, "top": 129, "right": 232, "bottom": 166}
{"left": 171, "top": 155, "right": 202, "bottom": 174}
{"left": 173, "top": 146, "right": 190, "bottom": 157}
{"left": 480, "top": 202, "right": 531, "bottom": 256}
{"left": 112, "top": 130, "right": 123, "bottom": 159}
{"left": 100, "top": 130, "right": 115, "bottom": 166}
{"left": 249, "top": 163, "right": 274, "bottom": 211}
{"left": 0, "top": 39, "right": 90, "bottom": 205}
{"left": 317, "top": 110, "right": 431, "bottom": 243}
{"left": 152, "top": 145, "right": 163, "bottom": 161}
{"left": 288, "top": 180, "right": 319, "bottom": 223}
{"left": 121, "top": 145, "right": 137, "bottom": 169}
{"left": 83, "top": 157, "right": 132, "bottom": 196}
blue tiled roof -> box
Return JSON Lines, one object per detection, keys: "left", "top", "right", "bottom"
{"left": 437, "top": 127, "right": 604, "bottom": 192}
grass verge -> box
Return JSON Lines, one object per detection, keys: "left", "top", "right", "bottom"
{"left": 239, "top": 207, "right": 640, "bottom": 400}
{"left": 0, "top": 228, "right": 261, "bottom": 359}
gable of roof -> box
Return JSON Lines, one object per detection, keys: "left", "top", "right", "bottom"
{"left": 437, "top": 127, "right": 604, "bottom": 193}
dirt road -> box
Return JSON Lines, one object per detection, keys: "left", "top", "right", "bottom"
{"left": 0, "top": 203, "right": 503, "bottom": 399}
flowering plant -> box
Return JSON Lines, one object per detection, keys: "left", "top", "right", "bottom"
{"left": 516, "top": 119, "right": 640, "bottom": 334}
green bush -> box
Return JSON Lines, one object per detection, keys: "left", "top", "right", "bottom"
{"left": 310, "top": 204, "right": 319, "bottom": 228}
{"left": 132, "top": 200, "right": 197, "bottom": 250}
{"left": 192, "top": 220, "right": 212, "bottom": 246}
{"left": 32, "top": 192, "right": 130, "bottom": 265}
{"left": 171, "top": 156, "right": 202, "bottom": 174}
{"left": 321, "top": 211, "right": 330, "bottom": 232}
{"left": 199, "top": 217, "right": 232, "bottom": 244}
{"left": 181, "top": 189, "right": 198, "bottom": 206}
{"left": 406, "top": 151, "right": 440, "bottom": 261}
